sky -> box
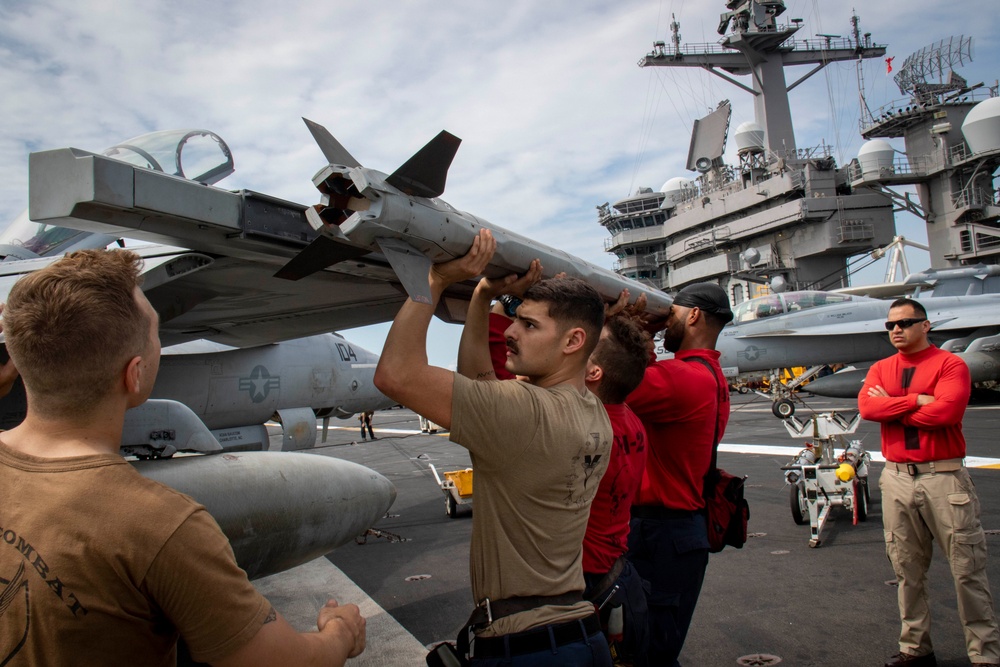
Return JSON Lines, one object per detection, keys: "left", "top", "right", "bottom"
{"left": 1, "top": 0, "right": 997, "bottom": 368}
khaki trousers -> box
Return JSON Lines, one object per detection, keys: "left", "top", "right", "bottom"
{"left": 881, "top": 466, "right": 1000, "bottom": 663}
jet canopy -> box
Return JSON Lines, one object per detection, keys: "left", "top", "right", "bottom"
{"left": 0, "top": 129, "right": 234, "bottom": 260}
{"left": 730, "top": 291, "right": 867, "bottom": 325}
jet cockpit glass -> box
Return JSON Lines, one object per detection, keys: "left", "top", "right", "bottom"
{"left": 0, "top": 129, "right": 235, "bottom": 260}
{"left": 730, "top": 291, "right": 856, "bottom": 324}
{"left": 103, "top": 129, "right": 234, "bottom": 186}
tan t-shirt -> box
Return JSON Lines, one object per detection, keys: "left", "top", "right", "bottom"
{"left": 450, "top": 374, "right": 612, "bottom": 637}
{"left": 0, "top": 440, "right": 271, "bottom": 665}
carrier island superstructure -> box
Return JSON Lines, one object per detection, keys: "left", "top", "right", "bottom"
{"left": 598, "top": 0, "right": 1000, "bottom": 300}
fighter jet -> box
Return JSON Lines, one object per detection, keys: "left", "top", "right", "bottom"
{"left": 717, "top": 286, "right": 1000, "bottom": 416}
{"left": 0, "top": 129, "right": 398, "bottom": 579}
{"left": 14, "top": 120, "right": 672, "bottom": 577}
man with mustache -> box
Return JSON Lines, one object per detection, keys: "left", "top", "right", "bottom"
{"left": 375, "top": 230, "right": 613, "bottom": 666}
{"left": 859, "top": 298, "right": 999, "bottom": 667}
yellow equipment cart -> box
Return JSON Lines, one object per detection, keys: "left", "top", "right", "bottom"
{"left": 429, "top": 464, "right": 474, "bottom": 518}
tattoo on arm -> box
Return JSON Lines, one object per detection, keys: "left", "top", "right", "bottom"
{"left": 263, "top": 606, "right": 277, "bottom": 625}
{"left": 476, "top": 370, "right": 496, "bottom": 379}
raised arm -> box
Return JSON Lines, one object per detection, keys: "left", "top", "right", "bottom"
{"left": 373, "top": 230, "right": 496, "bottom": 428}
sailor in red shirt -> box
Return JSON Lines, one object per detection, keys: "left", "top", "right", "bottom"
{"left": 625, "top": 283, "right": 733, "bottom": 667}
{"left": 859, "top": 297, "right": 999, "bottom": 667}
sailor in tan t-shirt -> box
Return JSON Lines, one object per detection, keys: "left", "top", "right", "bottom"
{"left": 375, "top": 230, "right": 614, "bottom": 665}
{"left": 0, "top": 249, "right": 365, "bottom": 666}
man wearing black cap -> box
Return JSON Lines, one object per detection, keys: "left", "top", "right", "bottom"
{"left": 624, "top": 282, "right": 734, "bottom": 667}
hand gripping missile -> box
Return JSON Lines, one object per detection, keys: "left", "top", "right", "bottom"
{"left": 276, "top": 119, "right": 672, "bottom": 316}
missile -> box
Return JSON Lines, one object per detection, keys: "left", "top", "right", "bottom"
{"left": 134, "top": 451, "right": 396, "bottom": 580}
{"left": 806, "top": 369, "right": 867, "bottom": 398}
{"left": 276, "top": 119, "right": 673, "bottom": 316}
{"left": 808, "top": 348, "right": 1000, "bottom": 399}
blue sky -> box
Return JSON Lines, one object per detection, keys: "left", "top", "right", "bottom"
{"left": 1, "top": 0, "right": 997, "bottom": 367}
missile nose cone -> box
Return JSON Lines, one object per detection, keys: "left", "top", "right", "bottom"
{"left": 806, "top": 369, "right": 867, "bottom": 398}
{"left": 134, "top": 452, "right": 396, "bottom": 579}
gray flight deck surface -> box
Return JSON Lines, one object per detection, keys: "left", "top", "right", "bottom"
{"left": 258, "top": 395, "right": 1000, "bottom": 666}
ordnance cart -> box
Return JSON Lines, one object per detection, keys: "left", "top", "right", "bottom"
{"left": 429, "top": 464, "right": 474, "bottom": 518}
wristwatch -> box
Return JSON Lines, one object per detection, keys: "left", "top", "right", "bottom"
{"left": 498, "top": 294, "right": 522, "bottom": 318}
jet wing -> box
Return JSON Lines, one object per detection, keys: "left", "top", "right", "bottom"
{"left": 27, "top": 138, "right": 669, "bottom": 348}
{"left": 730, "top": 294, "right": 1000, "bottom": 339}
{"left": 24, "top": 149, "right": 451, "bottom": 346}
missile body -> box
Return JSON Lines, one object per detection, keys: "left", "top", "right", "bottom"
{"left": 134, "top": 451, "right": 396, "bottom": 580}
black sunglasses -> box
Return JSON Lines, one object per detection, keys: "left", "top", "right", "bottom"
{"left": 884, "top": 318, "right": 926, "bottom": 331}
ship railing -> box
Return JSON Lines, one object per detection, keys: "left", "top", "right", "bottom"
{"left": 683, "top": 226, "right": 732, "bottom": 254}
{"left": 848, "top": 154, "right": 938, "bottom": 182}
{"left": 959, "top": 224, "right": 1000, "bottom": 254}
{"left": 604, "top": 225, "right": 667, "bottom": 250}
{"left": 861, "top": 88, "right": 995, "bottom": 134}
{"left": 953, "top": 186, "right": 998, "bottom": 210}
{"left": 837, "top": 220, "right": 875, "bottom": 243}
{"left": 770, "top": 144, "right": 833, "bottom": 162}
{"left": 645, "top": 27, "right": 872, "bottom": 62}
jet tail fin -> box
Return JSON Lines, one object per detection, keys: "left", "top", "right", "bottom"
{"left": 385, "top": 131, "right": 461, "bottom": 199}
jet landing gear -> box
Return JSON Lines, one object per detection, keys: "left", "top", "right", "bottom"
{"left": 780, "top": 412, "right": 871, "bottom": 547}
{"left": 772, "top": 398, "right": 795, "bottom": 419}
{"left": 755, "top": 365, "right": 827, "bottom": 419}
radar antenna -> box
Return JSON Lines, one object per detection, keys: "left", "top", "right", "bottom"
{"left": 894, "top": 35, "right": 973, "bottom": 101}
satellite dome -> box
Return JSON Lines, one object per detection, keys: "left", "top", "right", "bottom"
{"left": 962, "top": 97, "right": 1000, "bottom": 154}
{"left": 770, "top": 276, "right": 788, "bottom": 293}
{"left": 734, "top": 121, "right": 765, "bottom": 153}
{"left": 659, "top": 177, "right": 696, "bottom": 209}
{"left": 857, "top": 139, "right": 895, "bottom": 177}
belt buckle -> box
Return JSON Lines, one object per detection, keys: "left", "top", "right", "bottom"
{"left": 906, "top": 463, "right": 919, "bottom": 476}
{"left": 477, "top": 597, "right": 493, "bottom": 625}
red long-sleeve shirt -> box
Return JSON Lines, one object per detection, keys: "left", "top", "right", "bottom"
{"left": 857, "top": 345, "right": 970, "bottom": 463}
{"left": 626, "top": 349, "right": 729, "bottom": 511}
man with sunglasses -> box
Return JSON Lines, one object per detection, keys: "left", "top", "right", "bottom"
{"left": 859, "top": 298, "right": 999, "bottom": 667}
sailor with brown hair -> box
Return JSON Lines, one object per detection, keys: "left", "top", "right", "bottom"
{"left": 376, "top": 229, "right": 613, "bottom": 666}
{"left": 0, "top": 249, "right": 365, "bottom": 667}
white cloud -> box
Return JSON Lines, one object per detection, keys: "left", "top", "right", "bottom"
{"left": 1, "top": 0, "right": 997, "bottom": 363}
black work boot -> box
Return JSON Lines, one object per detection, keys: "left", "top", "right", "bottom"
{"left": 884, "top": 652, "right": 936, "bottom": 667}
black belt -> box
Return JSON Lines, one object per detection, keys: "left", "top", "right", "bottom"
{"left": 471, "top": 614, "right": 602, "bottom": 659}
{"left": 631, "top": 505, "right": 700, "bottom": 520}
{"left": 585, "top": 555, "right": 627, "bottom": 603}
{"left": 466, "top": 593, "right": 582, "bottom": 628}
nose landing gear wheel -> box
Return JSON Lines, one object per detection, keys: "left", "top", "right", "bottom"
{"left": 772, "top": 398, "right": 795, "bottom": 419}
